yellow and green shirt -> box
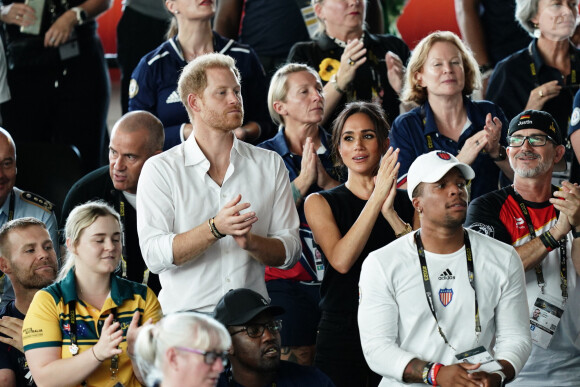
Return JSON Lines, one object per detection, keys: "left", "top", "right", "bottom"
{"left": 22, "top": 270, "right": 162, "bottom": 387}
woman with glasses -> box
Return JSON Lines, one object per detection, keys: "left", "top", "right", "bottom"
{"left": 134, "top": 312, "right": 231, "bottom": 387}
{"left": 22, "top": 201, "right": 163, "bottom": 387}
{"left": 390, "top": 31, "right": 512, "bottom": 200}
{"left": 304, "top": 101, "right": 416, "bottom": 387}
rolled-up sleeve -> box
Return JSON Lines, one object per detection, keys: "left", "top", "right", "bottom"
{"left": 136, "top": 157, "right": 177, "bottom": 274}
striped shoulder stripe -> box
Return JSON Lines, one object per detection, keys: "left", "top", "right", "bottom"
{"left": 24, "top": 341, "right": 63, "bottom": 351}
{"left": 148, "top": 51, "right": 171, "bottom": 66}
{"left": 117, "top": 308, "right": 145, "bottom": 319}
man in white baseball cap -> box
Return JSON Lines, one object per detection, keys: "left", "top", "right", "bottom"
{"left": 358, "top": 150, "right": 531, "bottom": 387}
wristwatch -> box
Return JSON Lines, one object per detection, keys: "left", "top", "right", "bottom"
{"left": 71, "top": 7, "right": 87, "bottom": 25}
{"left": 492, "top": 370, "right": 506, "bottom": 387}
{"left": 330, "top": 73, "right": 346, "bottom": 94}
{"left": 491, "top": 146, "right": 507, "bottom": 161}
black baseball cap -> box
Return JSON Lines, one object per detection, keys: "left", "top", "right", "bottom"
{"left": 508, "top": 110, "right": 562, "bottom": 145}
{"left": 213, "top": 288, "right": 285, "bottom": 326}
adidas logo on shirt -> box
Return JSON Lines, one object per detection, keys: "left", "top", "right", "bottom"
{"left": 166, "top": 91, "right": 181, "bottom": 104}
{"left": 438, "top": 269, "right": 455, "bottom": 280}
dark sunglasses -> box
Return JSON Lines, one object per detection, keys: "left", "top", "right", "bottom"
{"left": 230, "top": 320, "right": 283, "bottom": 338}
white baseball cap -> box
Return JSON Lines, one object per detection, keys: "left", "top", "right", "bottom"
{"left": 407, "top": 151, "right": 475, "bottom": 200}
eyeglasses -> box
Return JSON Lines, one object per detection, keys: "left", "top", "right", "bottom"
{"left": 507, "top": 134, "right": 555, "bottom": 147}
{"left": 230, "top": 320, "right": 283, "bottom": 338}
{"left": 174, "top": 347, "right": 229, "bottom": 366}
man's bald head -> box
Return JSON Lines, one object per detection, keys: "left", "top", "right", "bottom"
{"left": 111, "top": 111, "right": 165, "bottom": 153}
{"left": 109, "top": 111, "right": 165, "bottom": 194}
{"left": 0, "top": 127, "right": 17, "bottom": 205}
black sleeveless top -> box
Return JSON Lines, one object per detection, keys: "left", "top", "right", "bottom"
{"left": 318, "top": 184, "right": 414, "bottom": 313}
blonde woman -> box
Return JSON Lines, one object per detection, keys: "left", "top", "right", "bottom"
{"left": 22, "top": 201, "right": 162, "bottom": 387}
{"left": 134, "top": 313, "right": 230, "bottom": 387}
{"left": 390, "top": 31, "right": 512, "bottom": 200}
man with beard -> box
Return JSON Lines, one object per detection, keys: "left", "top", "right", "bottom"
{"left": 61, "top": 111, "right": 164, "bottom": 294}
{"left": 359, "top": 151, "right": 531, "bottom": 387}
{"left": 137, "top": 53, "right": 300, "bottom": 313}
{"left": 0, "top": 218, "right": 58, "bottom": 387}
{"left": 466, "top": 110, "right": 580, "bottom": 386}
{"left": 213, "top": 288, "right": 335, "bottom": 387}
{"left": 0, "top": 128, "right": 58, "bottom": 309}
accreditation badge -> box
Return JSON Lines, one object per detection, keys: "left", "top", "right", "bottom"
{"left": 59, "top": 31, "right": 80, "bottom": 61}
{"left": 529, "top": 293, "right": 565, "bottom": 349}
{"left": 301, "top": 5, "right": 320, "bottom": 39}
{"left": 455, "top": 346, "right": 502, "bottom": 373}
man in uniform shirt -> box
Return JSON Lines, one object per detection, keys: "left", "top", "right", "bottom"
{"left": 0, "top": 218, "right": 58, "bottom": 387}
{"left": 60, "top": 111, "right": 164, "bottom": 294}
{"left": 466, "top": 110, "right": 580, "bottom": 386}
{"left": 359, "top": 151, "right": 531, "bottom": 387}
{"left": 0, "top": 128, "right": 58, "bottom": 309}
{"left": 137, "top": 53, "right": 300, "bottom": 313}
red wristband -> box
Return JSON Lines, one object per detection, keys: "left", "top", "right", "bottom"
{"left": 430, "top": 363, "right": 443, "bottom": 386}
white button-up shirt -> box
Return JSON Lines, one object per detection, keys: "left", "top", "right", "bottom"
{"left": 137, "top": 134, "right": 301, "bottom": 313}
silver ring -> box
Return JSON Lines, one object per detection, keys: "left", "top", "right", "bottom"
{"left": 348, "top": 58, "right": 355, "bottom": 66}
{"left": 15, "top": 14, "right": 22, "bottom": 20}
{"left": 49, "top": 37, "right": 56, "bottom": 44}
{"left": 475, "top": 140, "right": 480, "bottom": 146}
{"left": 539, "top": 89, "right": 544, "bottom": 98}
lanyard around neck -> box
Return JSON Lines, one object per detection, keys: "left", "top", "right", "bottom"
{"left": 68, "top": 301, "right": 120, "bottom": 385}
{"left": 511, "top": 190, "right": 568, "bottom": 300}
{"left": 414, "top": 229, "right": 480, "bottom": 350}
{"left": 117, "top": 193, "right": 149, "bottom": 286}
{"left": 528, "top": 42, "right": 578, "bottom": 87}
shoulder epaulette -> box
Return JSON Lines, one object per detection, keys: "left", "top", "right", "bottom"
{"left": 20, "top": 191, "right": 54, "bottom": 213}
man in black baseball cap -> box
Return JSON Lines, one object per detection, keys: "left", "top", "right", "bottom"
{"left": 466, "top": 108, "right": 580, "bottom": 386}
{"left": 508, "top": 109, "right": 563, "bottom": 145}
{"left": 214, "top": 288, "right": 334, "bottom": 387}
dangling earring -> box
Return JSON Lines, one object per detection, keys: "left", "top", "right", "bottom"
{"left": 533, "top": 23, "right": 541, "bottom": 39}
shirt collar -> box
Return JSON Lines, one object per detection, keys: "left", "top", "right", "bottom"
{"left": 318, "top": 30, "right": 370, "bottom": 50}
{"left": 0, "top": 189, "right": 12, "bottom": 217}
{"left": 421, "top": 96, "right": 476, "bottom": 136}
{"left": 60, "top": 269, "right": 135, "bottom": 306}
{"left": 269, "top": 127, "right": 331, "bottom": 157}
{"left": 529, "top": 39, "right": 545, "bottom": 72}
{"left": 184, "top": 132, "right": 250, "bottom": 167}
{"left": 269, "top": 128, "right": 291, "bottom": 157}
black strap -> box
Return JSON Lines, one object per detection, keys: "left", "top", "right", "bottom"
{"left": 527, "top": 42, "right": 578, "bottom": 88}
{"left": 414, "top": 229, "right": 480, "bottom": 350}
{"left": 512, "top": 190, "right": 568, "bottom": 300}
{"left": 117, "top": 192, "right": 149, "bottom": 285}
{"left": 68, "top": 302, "right": 119, "bottom": 384}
